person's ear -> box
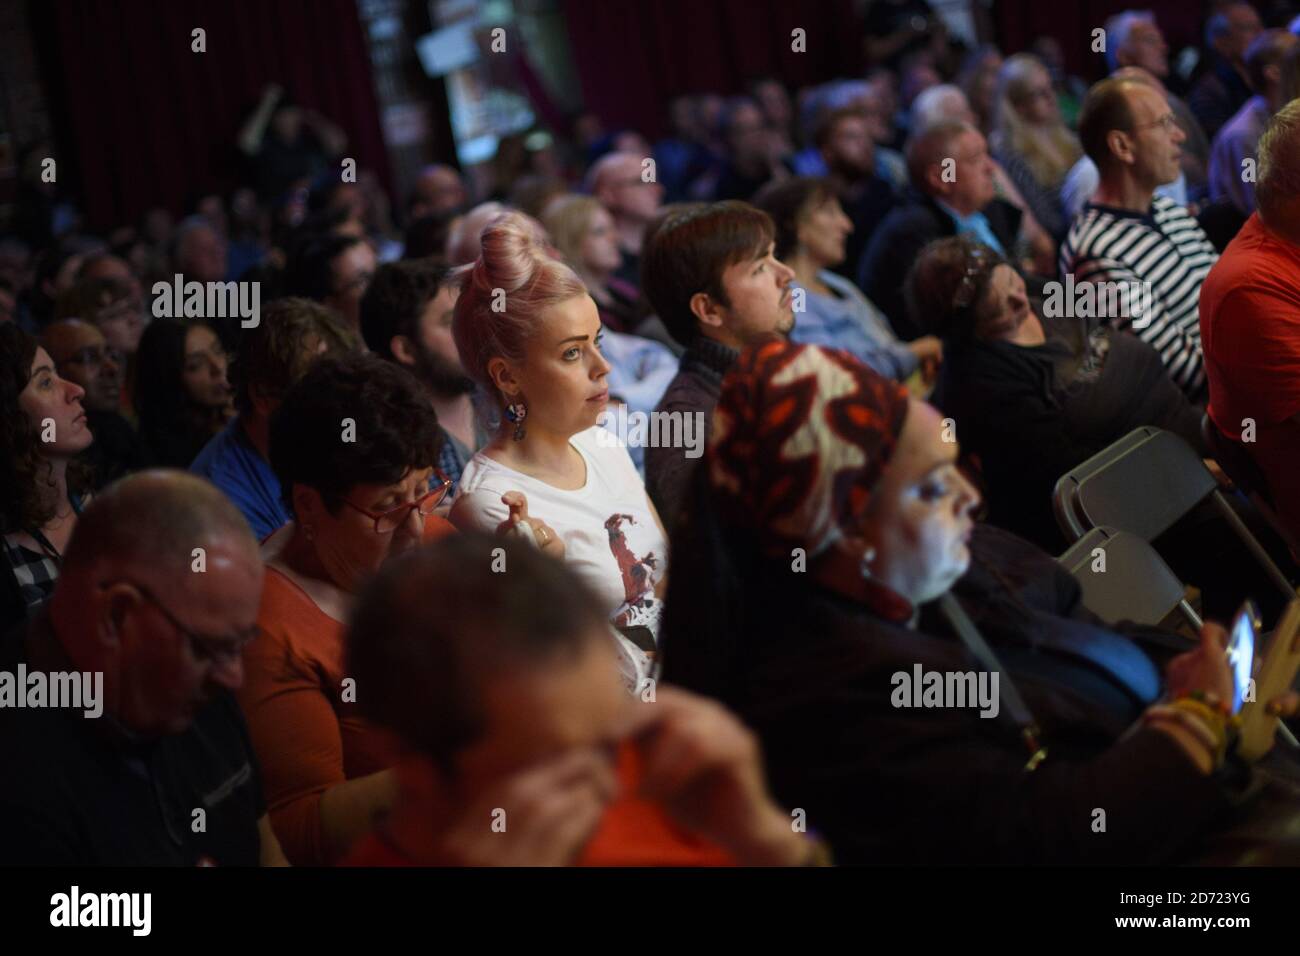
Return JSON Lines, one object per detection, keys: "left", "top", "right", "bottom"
{"left": 1105, "top": 130, "right": 1134, "bottom": 166}
{"left": 925, "top": 163, "right": 948, "bottom": 198}
{"left": 486, "top": 356, "right": 522, "bottom": 400}
{"left": 291, "top": 483, "right": 327, "bottom": 527}
{"left": 689, "top": 290, "right": 727, "bottom": 331}
{"left": 99, "top": 582, "right": 141, "bottom": 652}
{"left": 389, "top": 334, "right": 418, "bottom": 368}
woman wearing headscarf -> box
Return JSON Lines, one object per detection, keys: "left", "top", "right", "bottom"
{"left": 661, "top": 339, "right": 1300, "bottom": 864}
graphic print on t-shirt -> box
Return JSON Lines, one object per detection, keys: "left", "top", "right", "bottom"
{"left": 605, "top": 513, "right": 662, "bottom": 635}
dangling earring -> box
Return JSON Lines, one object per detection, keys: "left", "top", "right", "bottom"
{"left": 859, "top": 545, "right": 876, "bottom": 581}
{"left": 504, "top": 399, "right": 527, "bottom": 442}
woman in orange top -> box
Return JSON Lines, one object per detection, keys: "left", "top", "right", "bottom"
{"left": 240, "top": 352, "right": 455, "bottom": 865}
{"left": 341, "top": 534, "right": 826, "bottom": 867}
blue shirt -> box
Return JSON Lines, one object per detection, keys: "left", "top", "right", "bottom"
{"left": 190, "top": 417, "right": 290, "bottom": 542}
{"left": 936, "top": 201, "right": 1007, "bottom": 257}
{"left": 791, "top": 271, "right": 919, "bottom": 381}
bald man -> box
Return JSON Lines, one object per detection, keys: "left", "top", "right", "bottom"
{"left": 42, "top": 319, "right": 149, "bottom": 488}
{"left": 0, "top": 471, "right": 287, "bottom": 865}
{"left": 589, "top": 151, "right": 665, "bottom": 287}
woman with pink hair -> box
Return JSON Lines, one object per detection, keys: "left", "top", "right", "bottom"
{"left": 448, "top": 211, "right": 668, "bottom": 689}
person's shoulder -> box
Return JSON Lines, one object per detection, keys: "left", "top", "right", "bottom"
{"left": 189, "top": 418, "right": 246, "bottom": 479}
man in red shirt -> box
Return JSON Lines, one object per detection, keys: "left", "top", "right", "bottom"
{"left": 341, "top": 533, "right": 826, "bottom": 867}
{"left": 1200, "top": 99, "right": 1300, "bottom": 547}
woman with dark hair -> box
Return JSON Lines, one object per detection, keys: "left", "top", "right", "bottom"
{"left": 238, "top": 351, "right": 453, "bottom": 866}
{"left": 133, "top": 317, "right": 234, "bottom": 467}
{"left": 661, "top": 339, "right": 1300, "bottom": 865}
{"left": 0, "top": 323, "right": 93, "bottom": 632}
{"left": 754, "top": 176, "right": 942, "bottom": 382}
{"left": 907, "top": 235, "right": 1205, "bottom": 552}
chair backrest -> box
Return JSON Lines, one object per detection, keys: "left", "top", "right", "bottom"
{"left": 1053, "top": 427, "right": 1216, "bottom": 543}
{"left": 1058, "top": 526, "right": 1190, "bottom": 628}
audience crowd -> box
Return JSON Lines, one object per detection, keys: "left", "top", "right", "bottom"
{"left": 5, "top": 2, "right": 1300, "bottom": 867}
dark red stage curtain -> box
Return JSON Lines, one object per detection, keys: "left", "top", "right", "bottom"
{"left": 34, "top": 0, "right": 391, "bottom": 232}
{"left": 560, "top": 0, "right": 862, "bottom": 139}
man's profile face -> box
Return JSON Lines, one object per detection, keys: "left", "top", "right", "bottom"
{"left": 1122, "top": 20, "right": 1169, "bottom": 77}
{"left": 411, "top": 284, "right": 474, "bottom": 396}
{"left": 47, "top": 321, "right": 123, "bottom": 413}
{"left": 943, "top": 130, "right": 997, "bottom": 212}
{"left": 715, "top": 240, "right": 796, "bottom": 345}
{"left": 1123, "top": 84, "right": 1184, "bottom": 187}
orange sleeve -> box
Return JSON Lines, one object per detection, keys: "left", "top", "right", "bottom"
{"left": 422, "top": 514, "right": 457, "bottom": 542}
{"left": 238, "top": 617, "right": 347, "bottom": 866}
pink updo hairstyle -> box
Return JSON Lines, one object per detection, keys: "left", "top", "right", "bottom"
{"left": 452, "top": 210, "right": 588, "bottom": 406}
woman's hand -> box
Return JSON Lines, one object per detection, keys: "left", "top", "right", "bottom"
{"left": 496, "top": 491, "right": 565, "bottom": 558}
{"left": 1164, "top": 622, "right": 1235, "bottom": 704}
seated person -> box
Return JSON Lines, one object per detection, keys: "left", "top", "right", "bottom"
{"left": 662, "top": 339, "right": 1300, "bottom": 865}
{"left": 0, "top": 324, "right": 92, "bottom": 635}
{"left": 42, "top": 318, "right": 149, "bottom": 489}
{"left": 640, "top": 201, "right": 796, "bottom": 530}
{"left": 134, "top": 317, "right": 235, "bottom": 468}
{"left": 342, "top": 534, "right": 826, "bottom": 866}
{"left": 0, "top": 471, "right": 286, "bottom": 865}
{"left": 541, "top": 196, "right": 680, "bottom": 472}
{"left": 448, "top": 213, "right": 669, "bottom": 688}
{"left": 1061, "top": 76, "right": 1219, "bottom": 400}
{"left": 755, "top": 176, "right": 941, "bottom": 383}
{"left": 909, "top": 236, "right": 1204, "bottom": 552}
{"left": 191, "top": 297, "right": 356, "bottom": 540}
{"left": 239, "top": 353, "right": 455, "bottom": 865}
{"left": 360, "top": 259, "right": 488, "bottom": 494}
{"left": 857, "top": 120, "right": 1024, "bottom": 341}
{"left": 1201, "top": 98, "right": 1300, "bottom": 550}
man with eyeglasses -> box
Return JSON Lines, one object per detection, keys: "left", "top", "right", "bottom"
{"left": 1061, "top": 77, "right": 1220, "bottom": 401}
{"left": 42, "top": 318, "right": 150, "bottom": 488}
{"left": 283, "top": 232, "right": 377, "bottom": 338}
{"left": 0, "top": 471, "right": 288, "bottom": 865}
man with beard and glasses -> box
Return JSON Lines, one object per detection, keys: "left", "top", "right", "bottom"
{"left": 361, "top": 258, "right": 488, "bottom": 496}
{"left": 191, "top": 297, "right": 358, "bottom": 540}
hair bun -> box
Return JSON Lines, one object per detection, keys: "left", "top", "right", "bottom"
{"left": 476, "top": 211, "right": 552, "bottom": 295}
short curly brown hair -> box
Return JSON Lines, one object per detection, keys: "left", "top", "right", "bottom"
{"left": 903, "top": 235, "right": 1006, "bottom": 341}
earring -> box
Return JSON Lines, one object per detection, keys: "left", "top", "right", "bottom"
{"left": 859, "top": 545, "right": 876, "bottom": 580}
{"left": 504, "top": 400, "right": 527, "bottom": 442}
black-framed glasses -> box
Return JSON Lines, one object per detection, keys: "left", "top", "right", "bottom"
{"left": 109, "top": 580, "right": 261, "bottom": 666}
{"left": 951, "top": 244, "right": 997, "bottom": 311}
{"left": 340, "top": 472, "right": 452, "bottom": 534}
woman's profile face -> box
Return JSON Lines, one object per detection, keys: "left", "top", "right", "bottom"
{"left": 580, "top": 206, "right": 623, "bottom": 275}
{"left": 19, "top": 347, "right": 93, "bottom": 459}
{"left": 797, "top": 196, "right": 853, "bottom": 268}
{"left": 181, "top": 324, "right": 233, "bottom": 411}
{"left": 861, "top": 399, "right": 979, "bottom": 605}
{"left": 974, "top": 264, "right": 1043, "bottom": 344}
{"left": 496, "top": 294, "right": 611, "bottom": 438}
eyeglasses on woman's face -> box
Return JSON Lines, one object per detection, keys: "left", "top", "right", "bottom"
{"left": 340, "top": 473, "right": 452, "bottom": 534}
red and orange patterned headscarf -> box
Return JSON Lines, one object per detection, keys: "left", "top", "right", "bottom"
{"left": 707, "top": 340, "right": 910, "bottom": 560}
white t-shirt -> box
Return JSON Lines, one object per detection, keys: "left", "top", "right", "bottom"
{"left": 449, "top": 427, "right": 667, "bottom": 688}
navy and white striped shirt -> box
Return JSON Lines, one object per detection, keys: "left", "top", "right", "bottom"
{"left": 1059, "top": 196, "right": 1218, "bottom": 397}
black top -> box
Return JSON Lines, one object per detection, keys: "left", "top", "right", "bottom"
{"left": 931, "top": 319, "right": 1206, "bottom": 552}
{"left": 0, "top": 612, "right": 265, "bottom": 866}
{"left": 662, "top": 524, "right": 1229, "bottom": 864}
{"left": 82, "top": 408, "right": 151, "bottom": 490}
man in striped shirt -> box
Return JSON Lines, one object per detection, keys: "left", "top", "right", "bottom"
{"left": 1060, "top": 77, "right": 1219, "bottom": 400}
